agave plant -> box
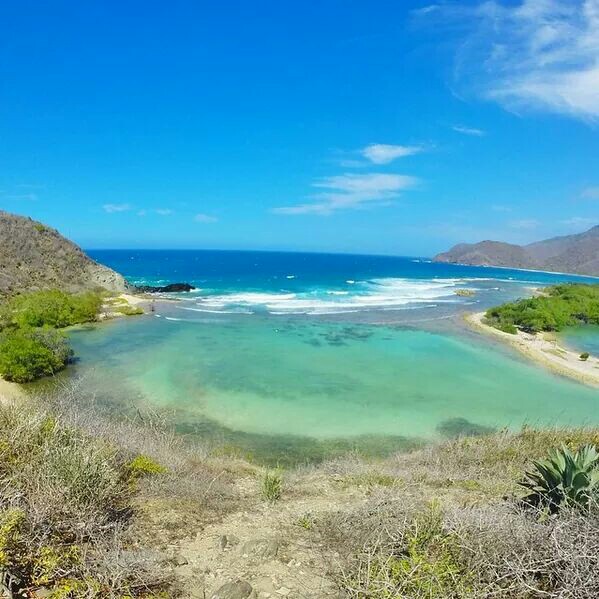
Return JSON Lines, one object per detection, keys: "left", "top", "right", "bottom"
{"left": 519, "top": 444, "right": 599, "bottom": 512}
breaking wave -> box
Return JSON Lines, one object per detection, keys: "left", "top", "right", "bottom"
{"left": 174, "top": 277, "right": 477, "bottom": 316}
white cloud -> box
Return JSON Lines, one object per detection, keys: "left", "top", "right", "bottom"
{"left": 491, "top": 204, "right": 512, "bottom": 212}
{"left": 509, "top": 218, "right": 540, "bottom": 229}
{"left": 581, "top": 186, "right": 599, "bottom": 200}
{"left": 361, "top": 143, "right": 423, "bottom": 164}
{"left": 421, "top": 0, "right": 599, "bottom": 120}
{"left": 154, "top": 208, "right": 173, "bottom": 216}
{"left": 452, "top": 124, "right": 485, "bottom": 136}
{"left": 274, "top": 173, "right": 418, "bottom": 215}
{"left": 194, "top": 213, "right": 218, "bottom": 223}
{"left": 103, "top": 203, "right": 131, "bottom": 213}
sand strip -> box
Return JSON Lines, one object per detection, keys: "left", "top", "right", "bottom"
{"left": 465, "top": 312, "right": 599, "bottom": 388}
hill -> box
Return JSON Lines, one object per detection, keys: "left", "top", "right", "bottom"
{"left": 0, "top": 210, "right": 129, "bottom": 296}
{"left": 434, "top": 225, "right": 599, "bottom": 276}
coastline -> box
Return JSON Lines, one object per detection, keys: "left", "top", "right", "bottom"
{"left": 465, "top": 311, "right": 599, "bottom": 388}
{"left": 433, "top": 259, "right": 599, "bottom": 280}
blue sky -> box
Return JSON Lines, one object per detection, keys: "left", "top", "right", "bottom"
{"left": 1, "top": 0, "right": 598, "bottom": 255}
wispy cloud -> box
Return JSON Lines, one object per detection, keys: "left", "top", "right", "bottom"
{"left": 581, "top": 186, "right": 599, "bottom": 200}
{"left": 361, "top": 143, "right": 423, "bottom": 164}
{"left": 194, "top": 213, "right": 218, "bottom": 223}
{"left": 419, "top": 1, "right": 599, "bottom": 120}
{"left": 491, "top": 204, "right": 512, "bottom": 212}
{"left": 154, "top": 208, "right": 173, "bottom": 216}
{"left": 103, "top": 203, "right": 132, "bottom": 213}
{"left": 509, "top": 218, "right": 540, "bottom": 229}
{"left": 274, "top": 173, "right": 418, "bottom": 215}
{"left": 452, "top": 124, "right": 485, "bottom": 136}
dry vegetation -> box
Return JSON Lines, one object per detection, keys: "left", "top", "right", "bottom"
{"left": 1, "top": 382, "right": 598, "bottom": 598}
{"left": 0, "top": 382, "right": 243, "bottom": 598}
{"left": 315, "top": 429, "right": 599, "bottom": 598}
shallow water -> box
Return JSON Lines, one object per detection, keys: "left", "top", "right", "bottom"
{"left": 67, "top": 311, "right": 599, "bottom": 462}
{"left": 67, "top": 251, "right": 599, "bottom": 464}
{"left": 560, "top": 325, "right": 599, "bottom": 356}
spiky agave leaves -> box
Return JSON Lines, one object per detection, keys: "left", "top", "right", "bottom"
{"left": 519, "top": 444, "right": 599, "bottom": 513}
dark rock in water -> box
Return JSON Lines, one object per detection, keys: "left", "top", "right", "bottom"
{"left": 437, "top": 417, "right": 496, "bottom": 439}
{"left": 211, "top": 580, "right": 253, "bottom": 599}
{"left": 137, "top": 283, "right": 195, "bottom": 293}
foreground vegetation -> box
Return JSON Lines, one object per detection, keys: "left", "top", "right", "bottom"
{"left": 1, "top": 382, "right": 599, "bottom": 597}
{"left": 321, "top": 428, "right": 599, "bottom": 598}
{"left": 485, "top": 283, "right": 599, "bottom": 334}
{"left": 0, "top": 386, "right": 234, "bottom": 598}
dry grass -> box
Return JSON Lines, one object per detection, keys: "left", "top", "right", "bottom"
{"left": 316, "top": 429, "right": 599, "bottom": 598}
{"left": 0, "top": 380, "right": 241, "bottom": 597}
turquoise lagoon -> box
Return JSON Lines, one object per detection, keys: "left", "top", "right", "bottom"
{"left": 68, "top": 250, "right": 599, "bottom": 463}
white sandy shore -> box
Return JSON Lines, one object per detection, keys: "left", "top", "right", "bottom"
{"left": 99, "top": 292, "right": 158, "bottom": 319}
{"left": 465, "top": 312, "right": 599, "bottom": 388}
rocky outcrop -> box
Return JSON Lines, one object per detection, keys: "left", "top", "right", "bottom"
{"left": 136, "top": 283, "right": 196, "bottom": 293}
{"left": 0, "top": 210, "right": 130, "bottom": 296}
{"left": 434, "top": 225, "right": 599, "bottom": 277}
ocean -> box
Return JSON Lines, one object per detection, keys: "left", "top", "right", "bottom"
{"left": 70, "top": 250, "right": 599, "bottom": 464}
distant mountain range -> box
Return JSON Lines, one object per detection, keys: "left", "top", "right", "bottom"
{"left": 434, "top": 225, "right": 599, "bottom": 277}
{"left": 0, "top": 210, "right": 129, "bottom": 296}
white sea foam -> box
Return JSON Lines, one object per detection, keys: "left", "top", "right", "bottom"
{"left": 175, "top": 277, "right": 472, "bottom": 315}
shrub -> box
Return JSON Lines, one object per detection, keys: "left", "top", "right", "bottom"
{"left": 519, "top": 444, "right": 599, "bottom": 512}
{"left": 126, "top": 454, "right": 167, "bottom": 481}
{"left": 485, "top": 283, "right": 599, "bottom": 334}
{"left": 261, "top": 469, "right": 282, "bottom": 502}
{"left": 580, "top": 352, "right": 590, "bottom": 361}
{"left": 0, "top": 328, "right": 72, "bottom": 382}
{"left": 115, "top": 305, "right": 144, "bottom": 316}
{"left": 0, "top": 290, "right": 103, "bottom": 383}
{"left": 2, "top": 290, "right": 102, "bottom": 330}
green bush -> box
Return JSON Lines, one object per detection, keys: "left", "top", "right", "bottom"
{"left": 365, "top": 505, "right": 472, "bottom": 598}
{"left": 519, "top": 444, "right": 599, "bottom": 512}
{"left": 125, "top": 454, "right": 167, "bottom": 481}
{"left": 261, "top": 469, "right": 283, "bottom": 502}
{"left": 115, "top": 304, "right": 144, "bottom": 316}
{"left": 580, "top": 352, "right": 590, "bottom": 361}
{"left": 0, "top": 290, "right": 104, "bottom": 383}
{"left": 0, "top": 328, "right": 72, "bottom": 383}
{"left": 485, "top": 283, "right": 599, "bottom": 334}
{"left": 2, "top": 290, "right": 102, "bottom": 330}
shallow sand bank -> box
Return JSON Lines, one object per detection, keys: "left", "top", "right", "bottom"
{"left": 465, "top": 312, "right": 599, "bottom": 388}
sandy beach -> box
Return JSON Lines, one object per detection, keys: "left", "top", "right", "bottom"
{"left": 465, "top": 311, "right": 599, "bottom": 388}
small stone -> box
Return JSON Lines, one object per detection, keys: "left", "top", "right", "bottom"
{"left": 275, "top": 588, "right": 291, "bottom": 596}
{"left": 241, "top": 539, "right": 280, "bottom": 559}
{"left": 220, "top": 534, "right": 240, "bottom": 549}
{"left": 171, "top": 553, "right": 189, "bottom": 566}
{"left": 211, "top": 579, "right": 253, "bottom": 599}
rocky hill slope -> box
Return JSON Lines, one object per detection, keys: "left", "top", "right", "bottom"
{"left": 434, "top": 224, "right": 599, "bottom": 276}
{"left": 0, "top": 210, "right": 129, "bottom": 295}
